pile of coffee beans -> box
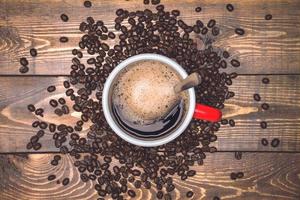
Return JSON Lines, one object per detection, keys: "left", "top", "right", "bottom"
{"left": 24, "top": 1, "right": 247, "bottom": 199}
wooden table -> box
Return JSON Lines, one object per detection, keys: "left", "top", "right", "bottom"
{"left": 0, "top": 0, "right": 300, "bottom": 199}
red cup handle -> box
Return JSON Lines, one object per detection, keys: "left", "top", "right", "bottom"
{"left": 193, "top": 104, "right": 222, "bottom": 122}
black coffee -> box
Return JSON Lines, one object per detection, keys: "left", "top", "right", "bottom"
{"left": 112, "top": 99, "right": 185, "bottom": 138}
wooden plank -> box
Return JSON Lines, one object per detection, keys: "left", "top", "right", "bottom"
{"left": 0, "top": 0, "right": 300, "bottom": 75}
{"left": 0, "top": 75, "right": 299, "bottom": 152}
{"left": 0, "top": 152, "right": 299, "bottom": 200}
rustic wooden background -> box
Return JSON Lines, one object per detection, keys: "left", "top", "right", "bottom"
{"left": 0, "top": 0, "right": 300, "bottom": 199}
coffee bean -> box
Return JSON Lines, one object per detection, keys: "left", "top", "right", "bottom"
{"left": 60, "top": 14, "right": 69, "bottom": 22}
{"left": 54, "top": 155, "right": 61, "bottom": 161}
{"left": 51, "top": 159, "right": 59, "bottom": 166}
{"left": 36, "top": 130, "right": 45, "bottom": 138}
{"left": 212, "top": 27, "right": 220, "bottom": 36}
{"left": 234, "top": 151, "right": 242, "bottom": 160}
{"left": 30, "top": 48, "right": 38, "bottom": 57}
{"left": 60, "top": 36, "right": 69, "bottom": 43}
{"left": 164, "top": 193, "right": 172, "bottom": 200}
{"left": 195, "top": 7, "right": 202, "bottom": 12}
{"left": 26, "top": 142, "right": 33, "bottom": 150}
{"left": 187, "top": 170, "right": 196, "bottom": 177}
{"left": 49, "top": 99, "right": 58, "bottom": 108}
{"left": 127, "top": 190, "right": 136, "bottom": 197}
{"left": 213, "top": 196, "right": 221, "bottom": 200}
{"left": 230, "top": 59, "right": 240, "bottom": 67}
{"left": 58, "top": 98, "right": 66, "bottom": 105}
{"left": 151, "top": 0, "right": 160, "bottom": 5}
{"left": 262, "top": 77, "right": 270, "bottom": 84}
{"left": 157, "top": 191, "right": 163, "bottom": 199}
{"left": 207, "top": 19, "right": 216, "bottom": 28}
{"left": 84, "top": 0, "right": 92, "bottom": 8}
{"left": 39, "top": 122, "right": 48, "bottom": 129}
{"left": 230, "top": 172, "right": 237, "bottom": 180}
{"left": 35, "top": 108, "right": 44, "bottom": 116}
{"left": 32, "top": 121, "right": 40, "bottom": 128}
{"left": 30, "top": 135, "right": 39, "bottom": 143}
{"left": 223, "top": 51, "right": 230, "bottom": 58}
{"left": 47, "top": 85, "right": 56, "bottom": 93}
{"left": 261, "top": 103, "right": 269, "bottom": 110}
{"left": 261, "top": 138, "right": 269, "bottom": 146}
{"left": 236, "top": 172, "right": 244, "bottom": 178}
{"left": 48, "top": 175, "right": 56, "bottom": 181}
{"left": 27, "top": 104, "right": 36, "bottom": 112}
{"left": 33, "top": 142, "right": 42, "bottom": 150}
{"left": 260, "top": 121, "right": 267, "bottom": 129}
{"left": 229, "top": 119, "right": 235, "bottom": 127}
{"left": 54, "top": 108, "right": 63, "bottom": 116}
{"left": 20, "top": 57, "right": 28, "bottom": 66}
{"left": 62, "top": 178, "right": 70, "bottom": 186}
{"left": 265, "top": 14, "right": 272, "bottom": 20}
{"left": 186, "top": 191, "right": 194, "bottom": 198}
{"left": 271, "top": 138, "right": 280, "bottom": 147}
{"left": 253, "top": 94, "right": 261, "bottom": 101}
{"left": 226, "top": 4, "right": 234, "bottom": 12}
{"left": 19, "top": 66, "right": 29, "bottom": 73}
{"left": 235, "top": 28, "right": 245, "bottom": 35}
{"left": 62, "top": 105, "right": 70, "bottom": 114}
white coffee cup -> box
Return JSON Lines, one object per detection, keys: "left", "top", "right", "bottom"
{"left": 102, "top": 53, "right": 196, "bottom": 147}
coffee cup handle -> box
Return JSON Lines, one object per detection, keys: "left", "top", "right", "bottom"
{"left": 193, "top": 104, "right": 222, "bottom": 122}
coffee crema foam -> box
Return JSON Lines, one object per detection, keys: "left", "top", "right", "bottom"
{"left": 112, "top": 60, "right": 187, "bottom": 125}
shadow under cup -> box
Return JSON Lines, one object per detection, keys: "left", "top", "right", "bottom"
{"left": 102, "top": 54, "right": 196, "bottom": 147}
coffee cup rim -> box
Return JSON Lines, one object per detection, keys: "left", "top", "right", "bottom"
{"left": 102, "top": 53, "right": 196, "bottom": 147}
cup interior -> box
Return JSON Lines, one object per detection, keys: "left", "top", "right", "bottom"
{"left": 102, "top": 54, "right": 196, "bottom": 147}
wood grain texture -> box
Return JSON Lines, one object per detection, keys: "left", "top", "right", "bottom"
{"left": 0, "top": 152, "right": 299, "bottom": 200}
{"left": 0, "top": 0, "right": 300, "bottom": 75}
{"left": 0, "top": 75, "right": 299, "bottom": 152}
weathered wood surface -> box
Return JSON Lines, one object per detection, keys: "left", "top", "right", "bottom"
{"left": 0, "top": 153, "right": 299, "bottom": 200}
{"left": 0, "top": 75, "right": 299, "bottom": 152}
{"left": 0, "top": 0, "right": 300, "bottom": 75}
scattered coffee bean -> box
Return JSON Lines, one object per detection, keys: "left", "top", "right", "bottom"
{"left": 195, "top": 7, "right": 202, "bottom": 12}
{"left": 213, "top": 196, "right": 221, "bottom": 200}
{"left": 84, "top": 0, "right": 92, "bottom": 8}
{"left": 234, "top": 151, "right": 242, "bottom": 160}
{"left": 262, "top": 77, "right": 270, "bottom": 84}
{"left": 253, "top": 94, "right": 261, "bottom": 101}
{"left": 19, "top": 66, "right": 29, "bottom": 73}
{"left": 35, "top": 108, "right": 44, "bottom": 116}
{"left": 62, "top": 178, "right": 70, "bottom": 186}
{"left": 58, "top": 98, "right": 66, "bottom": 105}
{"left": 54, "top": 108, "right": 63, "bottom": 116}
{"left": 235, "top": 28, "right": 245, "bottom": 35}
{"left": 144, "top": 0, "right": 150, "bottom": 4}
{"left": 186, "top": 191, "right": 194, "bottom": 198}
{"left": 36, "top": 130, "right": 45, "bottom": 138}
{"left": 230, "top": 59, "right": 240, "bottom": 67}
{"left": 51, "top": 159, "right": 59, "bottom": 166}
{"left": 271, "top": 138, "right": 280, "bottom": 147}
{"left": 27, "top": 104, "right": 36, "bottom": 112}
{"left": 230, "top": 172, "right": 237, "bottom": 180}
{"left": 229, "top": 119, "right": 235, "bottom": 127}
{"left": 260, "top": 121, "right": 267, "bottom": 129}
{"left": 207, "top": 19, "right": 216, "bottom": 28}
{"left": 50, "top": 99, "right": 58, "bottom": 107}
{"left": 261, "top": 138, "right": 269, "bottom": 146}
{"left": 60, "top": 36, "right": 69, "bottom": 43}
{"left": 47, "top": 85, "right": 56, "bottom": 93}
{"left": 151, "top": 0, "right": 160, "bottom": 5}
{"left": 20, "top": 57, "right": 28, "bottom": 66}
{"left": 236, "top": 172, "right": 244, "bottom": 178}
{"left": 261, "top": 103, "right": 269, "bottom": 110}
{"left": 265, "top": 14, "right": 272, "bottom": 20}
{"left": 60, "top": 14, "right": 69, "bottom": 22}
{"left": 30, "top": 48, "right": 37, "bottom": 57}
{"left": 48, "top": 175, "right": 56, "bottom": 181}
{"left": 128, "top": 190, "right": 136, "bottom": 197}
{"left": 226, "top": 4, "right": 234, "bottom": 12}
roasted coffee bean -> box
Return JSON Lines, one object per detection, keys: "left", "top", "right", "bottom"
{"left": 58, "top": 98, "right": 66, "bottom": 105}
{"left": 186, "top": 191, "right": 194, "bottom": 198}
{"left": 62, "top": 105, "right": 70, "bottom": 114}
{"left": 60, "top": 36, "right": 68, "bottom": 43}
{"left": 60, "top": 14, "right": 69, "bottom": 22}
{"left": 230, "top": 172, "right": 237, "bottom": 180}
{"left": 151, "top": 0, "right": 160, "bottom": 5}
{"left": 26, "top": 142, "right": 33, "bottom": 150}
{"left": 253, "top": 94, "right": 261, "bottom": 101}
{"left": 33, "top": 143, "right": 41, "bottom": 150}
{"left": 226, "top": 4, "right": 234, "bottom": 12}
{"left": 212, "top": 27, "right": 220, "bottom": 36}
{"left": 235, "top": 28, "right": 245, "bottom": 35}
{"left": 213, "top": 196, "right": 221, "bottom": 200}
{"left": 261, "top": 138, "right": 269, "bottom": 146}
{"left": 157, "top": 191, "right": 163, "bottom": 199}
{"left": 81, "top": 174, "right": 89, "bottom": 182}
{"left": 48, "top": 175, "right": 56, "bottom": 181}
{"left": 63, "top": 81, "right": 70, "bottom": 89}
{"left": 84, "top": 0, "right": 92, "bottom": 8}
{"left": 51, "top": 159, "right": 59, "bottom": 166}
{"left": 207, "top": 19, "right": 216, "bottom": 28}
{"left": 35, "top": 108, "right": 44, "bottom": 116}
{"left": 19, "top": 66, "right": 29, "bottom": 73}
{"left": 221, "top": 119, "right": 228, "bottom": 125}
{"left": 260, "top": 121, "right": 267, "bottom": 129}
{"left": 47, "top": 85, "right": 56, "bottom": 92}
{"left": 164, "top": 193, "right": 172, "bottom": 200}
{"left": 30, "top": 135, "right": 39, "bottom": 143}
{"left": 54, "top": 155, "right": 61, "bottom": 161}
{"left": 27, "top": 104, "right": 36, "bottom": 112}
{"left": 171, "top": 10, "right": 180, "bottom": 16}
{"left": 223, "top": 51, "right": 230, "bottom": 58}
{"left": 265, "top": 14, "right": 272, "bottom": 20}
{"left": 261, "top": 103, "right": 269, "bottom": 110}
{"left": 36, "top": 130, "right": 45, "bottom": 138}
{"left": 195, "top": 7, "right": 202, "bottom": 12}
{"left": 229, "top": 119, "right": 235, "bottom": 127}
{"left": 262, "top": 77, "right": 270, "bottom": 84}
{"left": 50, "top": 99, "right": 58, "bottom": 107}
{"left": 236, "top": 172, "right": 244, "bottom": 178}
{"left": 32, "top": 121, "right": 40, "bottom": 128}
{"left": 127, "top": 190, "right": 136, "bottom": 197}
{"left": 271, "top": 138, "right": 280, "bottom": 147}
{"left": 30, "top": 48, "right": 38, "bottom": 57}
{"left": 234, "top": 151, "right": 242, "bottom": 160}
{"left": 201, "top": 27, "right": 208, "bottom": 35}
{"left": 20, "top": 57, "right": 28, "bottom": 66}
{"left": 187, "top": 170, "right": 196, "bottom": 177}
{"left": 62, "top": 178, "right": 70, "bottom": 186}
{"left": 54, "top": 108, "right": 63, "bottom": 116}
{"left": 108, "top": 32, "right": 116, "bottom": 39}
{"left": 39, "top": 122, "right": 48, "bottom": 129}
